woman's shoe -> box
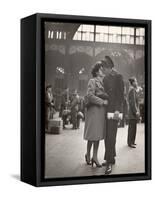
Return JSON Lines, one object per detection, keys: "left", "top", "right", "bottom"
{"left": 91, "top": 158, "right": 102, "bottom": 168}
{"left": 85, "top": 154, "right": 91, "bottom": 165}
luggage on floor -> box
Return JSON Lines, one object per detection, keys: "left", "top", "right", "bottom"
{"left": 48, "top": 119, "right": 63, "bottom": 134}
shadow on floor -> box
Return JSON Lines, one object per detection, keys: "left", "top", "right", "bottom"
{"left": 11, "top": 174, "right": 20, "bottom": 181}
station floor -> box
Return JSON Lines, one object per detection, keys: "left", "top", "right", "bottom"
{"left": 45, "top": 121, "right": 145, "bottom": 179}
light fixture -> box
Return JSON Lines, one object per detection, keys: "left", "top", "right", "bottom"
{"left": 56, "top": 67, "right": 65, "bottom": 74}
{"left": 79, "top": 67, "right": 85, "bottom": 74}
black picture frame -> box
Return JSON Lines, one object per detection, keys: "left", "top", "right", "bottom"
{"left": 21, "top": 13, "right": 151, "bottom": 187}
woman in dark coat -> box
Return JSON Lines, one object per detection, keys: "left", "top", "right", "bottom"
{"left": 84, "top": 61, "right": 108, "bottom": 167}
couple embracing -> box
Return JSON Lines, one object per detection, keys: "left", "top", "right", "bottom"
{"left": 84, "top": 56, "right": 124, "bottom": 175}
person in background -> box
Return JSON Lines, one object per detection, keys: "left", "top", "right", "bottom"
{"left": 127, "top": 77, "right": 140, "bottom": 148}
{"left": 60, "top": 88, "right": 71, "bottom": 129}
{"left": 101, "top": 56, "right": 124, "bottom": 175}
{"left": 70, "top": 90, "right": 80, "bottom": 129}
{"left": 45, "top": 84, "right": 54, "bottom": 132}
{"left": 84, "top": 61, "right": 108, "bottom": 167}
{"left": 59, "top": 88, "right": 70, "bottom": 118}
{"left": 77, "top": 96, "right": 85, "bottom": 128}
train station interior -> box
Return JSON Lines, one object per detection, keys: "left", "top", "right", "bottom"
{"left": 44, "top": 22, "right": 145, "bottom": 178}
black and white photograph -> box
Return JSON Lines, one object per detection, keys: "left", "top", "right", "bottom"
{"left": 1, "top": 0, "right": 154, "bottom": 196}
{"left": 44, "top": 21, "right": 146, "bottom": 179}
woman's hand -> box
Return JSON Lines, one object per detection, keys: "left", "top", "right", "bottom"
{"left": 102, "top": 100, "right": 108, "bottom": 105}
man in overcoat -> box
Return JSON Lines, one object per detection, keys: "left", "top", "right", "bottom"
{"left": 127, "top": 77, "right": 140, "bottom": 148}
{"left": 102, "top": 56, "right": 124, "bottom": 174}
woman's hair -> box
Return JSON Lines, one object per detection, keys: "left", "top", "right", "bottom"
{"left": 91, "top": 61, "right": 103, "bottom": 77}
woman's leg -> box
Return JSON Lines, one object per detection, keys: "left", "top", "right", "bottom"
{"left": 86, "top": 140, "right": 93, "bottom": 158}
{"left": 85, "top": 141, "right": 93, "bottom": 164}
{"left": 92, "top": 141, "right": 101, "bottom": 165}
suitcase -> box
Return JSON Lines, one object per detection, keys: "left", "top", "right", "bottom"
{"left": 48, "top": 119, "right": 63, "bottom": 134}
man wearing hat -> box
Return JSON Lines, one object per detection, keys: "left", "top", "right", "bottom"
{"left": 102, "top": 56, "right": 124, "bottom": 174}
